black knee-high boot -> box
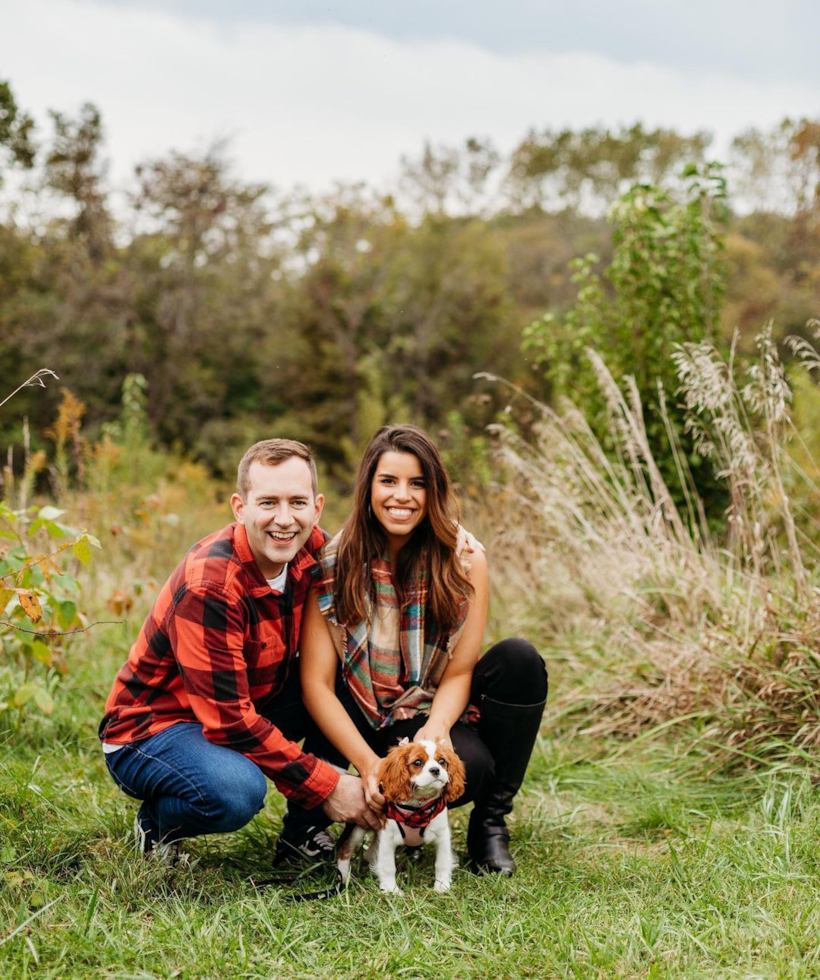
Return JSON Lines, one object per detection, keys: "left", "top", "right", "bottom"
{"left": 467, "top": 694, "right": 546, "bottom": 875}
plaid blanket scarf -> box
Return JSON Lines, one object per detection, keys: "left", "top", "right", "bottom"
{"left": 314, "top": 532, "right": 469, "bottom": 729}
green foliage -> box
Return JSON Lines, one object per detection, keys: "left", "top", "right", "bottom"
{"left": 1, "top": 93, "right": 819, "bottom": 500}
{"left": 523, "top": 163, "right": 729, "bottom": 513}
{"left": 0, "top": 79, "right": 35, "bottom": 179}
{"left": 0, "top": 502, "right": 99, "bottom": 718}
{"left": 508, "top": 122, "right": 712, "bottom": 211}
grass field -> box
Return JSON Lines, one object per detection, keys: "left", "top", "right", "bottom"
{"left": 3, "top": 624, "right": 820, "bottom": 979}
{"left": 6, "top": 349, "right": 820, "bottom": 979}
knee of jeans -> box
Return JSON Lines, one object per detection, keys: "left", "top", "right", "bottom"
{"left": 202, "top": 765, "right": 267, "bottom": 832}
{"left": 489, "top": 638, "right": 548, "bottom": 699}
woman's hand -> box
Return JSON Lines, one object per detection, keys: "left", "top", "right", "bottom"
{"left": 360, "top": 759, "right": 386, "bottom": 813}
{"left": 414, "top": 722, "right": 451, "bottom": 747}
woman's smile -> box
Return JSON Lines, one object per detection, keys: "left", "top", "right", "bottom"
{"left": 371, "top": 451, "right": 428, "bottom": 554}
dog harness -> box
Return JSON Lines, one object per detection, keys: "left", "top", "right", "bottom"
{"left": 385, "top": 796, "right": 448, "bottom": 838}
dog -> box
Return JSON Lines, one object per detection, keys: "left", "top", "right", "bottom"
{"left": 337, "top": 737, "right": 466, "bottom": 894}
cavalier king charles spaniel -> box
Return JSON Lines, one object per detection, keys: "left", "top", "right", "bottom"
{"left": 338, "top": 737, "right": 466, "bottom": 894}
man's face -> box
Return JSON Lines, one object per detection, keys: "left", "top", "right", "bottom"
{"left": 231, "top": 458, "right": 324, "bottom": 579}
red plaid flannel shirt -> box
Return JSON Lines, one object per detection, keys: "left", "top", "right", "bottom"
{"left": 99, "top": 522, "right": 339, "bottom": 809}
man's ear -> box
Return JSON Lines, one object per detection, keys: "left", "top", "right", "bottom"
{"left": 230, "top": 493, "right": 245, "bottom": 524}
{"left": 312, "top": 493, "right": 325, "bottom": 526}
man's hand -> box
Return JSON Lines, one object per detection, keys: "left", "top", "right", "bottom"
{"left": 321, "top": 772, "right": 382, "bottom": 830}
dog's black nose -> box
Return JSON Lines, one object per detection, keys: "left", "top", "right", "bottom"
{"left": 429, "top": 766, "right": 440, "bottom": 777}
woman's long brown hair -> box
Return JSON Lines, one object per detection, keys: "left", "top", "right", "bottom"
{"left": 334, "top": 425, "right": 473, "bottom": 631}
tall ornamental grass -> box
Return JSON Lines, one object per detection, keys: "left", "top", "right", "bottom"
{"left": 482, "top": 326, "right": 820, "bottom": 767}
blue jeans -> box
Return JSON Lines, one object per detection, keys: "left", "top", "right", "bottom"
{"left": 104, "top": 666, "right": 344, "bottom": 843}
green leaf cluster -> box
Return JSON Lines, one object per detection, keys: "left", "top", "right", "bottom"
{"left": 523, "top": 163, "right": 730, "bottom": 513}
{"left": 0, "top": 502, "right": 98, "bottom": 718}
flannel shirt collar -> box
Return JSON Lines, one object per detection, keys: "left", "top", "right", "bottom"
{"left": 232, "top": 523, "right": 321, "bottom": 597}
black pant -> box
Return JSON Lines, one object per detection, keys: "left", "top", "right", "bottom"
{"left": 288, "top": 637, "right": 547, "bottom": 829}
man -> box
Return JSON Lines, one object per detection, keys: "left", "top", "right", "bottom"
{"left": 99, "top": 438, "right": 381, "bottom": 863}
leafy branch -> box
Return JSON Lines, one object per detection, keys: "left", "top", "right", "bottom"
{"left": 0, "top": 619, "right": 124, "bottom": 636}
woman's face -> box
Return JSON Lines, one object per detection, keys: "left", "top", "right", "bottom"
{"left": 370, "top": 451, "right": 428, "bottom": 551}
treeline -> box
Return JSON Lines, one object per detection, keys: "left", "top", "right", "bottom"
{"left": 1, "top": 79, "right": 819, "bottom": 489}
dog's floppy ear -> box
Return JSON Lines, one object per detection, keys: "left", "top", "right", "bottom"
{"left": 440, "top": 742, "right": 466, "bottom": 803}
{"left": 378, "top": 743, "right": 413, "bottom": 802}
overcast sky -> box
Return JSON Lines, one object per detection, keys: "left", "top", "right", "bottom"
{"left": 2, "top": 0, "right": 818, "bottom": 195}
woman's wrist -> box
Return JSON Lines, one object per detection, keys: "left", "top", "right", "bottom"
{"left": 353, "top": 749, "right": 381, "bottom": 778}
{"left": 417, "top": 715, "right": 451, "bottom": 741}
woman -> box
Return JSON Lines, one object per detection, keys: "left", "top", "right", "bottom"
{"left": 301, "top": 424, "right": 547, "bottom": 875}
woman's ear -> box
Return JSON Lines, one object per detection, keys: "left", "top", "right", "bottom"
{"left": 378, "top": 745, "right": 412, "bottom": 802}
{"left": 442, "top": 744, "right": 466, "bottom": 803}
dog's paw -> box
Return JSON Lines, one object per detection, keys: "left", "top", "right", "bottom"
{"left": 380, "top": 883, "right": 403, "bottom": 896}
{"left": 434, "top": 879, "right": 451, "bottom": 893}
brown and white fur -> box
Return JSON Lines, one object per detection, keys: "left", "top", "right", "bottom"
{"left": 338, "top": 738, "right": 466, "bottom": 894}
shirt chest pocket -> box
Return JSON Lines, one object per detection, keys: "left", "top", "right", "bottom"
{"left": 243, "top": 639, "right": 268, "bottom": 668}
{"left": 245, "top": 634, "right": 287, "bottom": 667}
{"left": 244, "top": 633, "right": 288, "bottom": 689}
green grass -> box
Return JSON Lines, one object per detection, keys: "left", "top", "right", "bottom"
{"left": 4, "top": 638, "right": 820, "bottom": 979}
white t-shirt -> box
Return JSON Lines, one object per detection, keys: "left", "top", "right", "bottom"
{"left": 266, "top": 564, "right": 288, "bottom": 593}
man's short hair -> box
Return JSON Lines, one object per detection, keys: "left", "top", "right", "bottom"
{"left": 236, "top": 439, "right": 319, "bottom": 499}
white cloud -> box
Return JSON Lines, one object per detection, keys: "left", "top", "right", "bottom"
{"left": 3, "top": 0, "right": 817, "bottom": 195}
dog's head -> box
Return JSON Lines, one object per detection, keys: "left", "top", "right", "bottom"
{"left": 378, "top": 737, "right": 466, "bottom": 804}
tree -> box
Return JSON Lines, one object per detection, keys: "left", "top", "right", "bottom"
{"left": 507, "top": 124, "right": 712, "bottom": 213}
{"left": 0, "top": 79, "right": 35, "bottom": 183}
{"left": 399, "top": 137, "right": 501, "bottom": 216}
{"left": 523, "top": 163, "right": 729, "bottom": 513}
{"left": 44, "top": 102, "right": 112, "bottom": 261}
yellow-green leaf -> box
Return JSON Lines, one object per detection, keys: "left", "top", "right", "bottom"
{"left": 33, "top": 687, "right": 54, "bottom": 715}
{"left": 72, "top": 537, "right": 92, "bottom": 566}
{"left": 30, "top": 641, "right": 52, "bottom": 666}
{"left": 0, "top": 587, "right": 13, "bottom": 612}
{"left": 14, "top": 683, "right": 37, "bottom": 706}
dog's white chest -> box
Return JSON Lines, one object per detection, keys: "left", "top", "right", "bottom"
{"left": 398, "top": 825, "right": 426, "bottom": 847}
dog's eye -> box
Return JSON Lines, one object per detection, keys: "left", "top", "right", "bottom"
{"left": 412, "top": 759, "right": 423, "bottom": 767}
{"left": 438, "top": 758, "right": 447, "bottom": 767}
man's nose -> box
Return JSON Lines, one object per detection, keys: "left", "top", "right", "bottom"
{"left": 272, "top": 505, "right": 292, "bottom": 525}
